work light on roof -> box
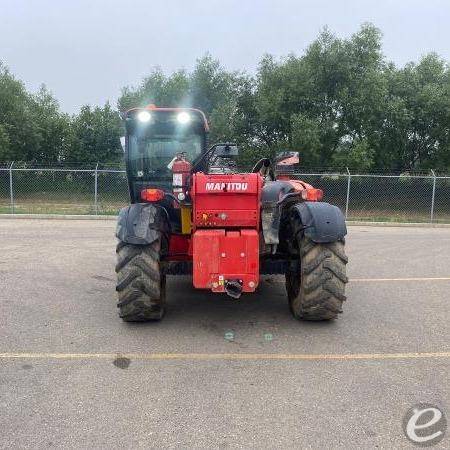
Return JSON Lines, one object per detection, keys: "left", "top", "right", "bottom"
{"left": 177, "top": 112, "right": 191, "bottom": 124}
{"left": 137, "top": 111, "right": 152, "bottom": 123}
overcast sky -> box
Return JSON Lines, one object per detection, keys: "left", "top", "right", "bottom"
{"left": 1, "top": 0, "right": 449, "bottom": 113}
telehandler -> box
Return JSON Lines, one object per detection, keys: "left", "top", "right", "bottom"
{"left": 116, "top": 105, "right": 348, "bottom": 321}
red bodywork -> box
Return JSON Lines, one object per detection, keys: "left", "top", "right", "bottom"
{"left": 165, "top": 171, "right": 321, "bottom": 294}
{"left": 192, "top": 229, "right": 259, "bottom": 293}
{"left": 191, "top": 173, "right": 261, "bottom": 228}
{"left": 190, "top": 173, "right": 262, "bottom": 293}
{"left": 128, "top": 106, "right": 323, "bottom": 296}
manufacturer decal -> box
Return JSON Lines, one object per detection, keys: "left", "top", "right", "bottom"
{"left": 205, "top": 182, "right": 248, "bottom": 191}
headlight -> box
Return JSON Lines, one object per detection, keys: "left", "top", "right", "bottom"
{"left": 137, "top": 111, "right": 152, "bottom": 123}
{"left": 177, "top": 112, "right": 191, "bottom": 124}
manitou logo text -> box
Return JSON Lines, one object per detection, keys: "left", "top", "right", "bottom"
{"left": 205, "top": 182, "right": 248, "bottom": 191}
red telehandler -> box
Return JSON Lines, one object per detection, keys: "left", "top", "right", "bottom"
{"left": 116, "top": 105, "right": 348, "bottom": 321}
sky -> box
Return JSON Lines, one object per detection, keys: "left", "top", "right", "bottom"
{"left": 1, "top": 0, "right": 449, "bottom": 113}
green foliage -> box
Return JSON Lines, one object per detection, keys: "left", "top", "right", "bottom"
{"left": 290, "top": 114, "right": 322, "bottom": 167}
{"left": 65, "top": 103, "right": 123, "bottom": 163}
{"left": 0, "top": 62, "right": 35, "bottom": 161}
{"left": 118, "top": 68, "right": 190, "bottom": 111}
{"left": 0, "top": 61, "right": 122, "bottom": 165}
{"left": 332, "top": 138, "right": 375, "bottom": 170}
{"left": 29, "top": 85, "right": 71, "bottom": 163}
{"left": 0, "top": 123, "right": 11, "bottom": 160}
{"left": 1, "top": 23, "right": 449, "bottom": 171}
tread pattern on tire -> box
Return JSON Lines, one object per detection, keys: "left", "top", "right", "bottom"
{"left": 287, "top": 236, "right": 348, "bottom": 321}
{"left": 115, "top": 239, "right": 165, "bottom": 322}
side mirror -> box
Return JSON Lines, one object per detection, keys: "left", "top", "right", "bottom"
{"left": 275, "top": 151, "right": 300, "bottom": 166}
{"left": 214, "top": 143, "right": 239, "bottom": 157}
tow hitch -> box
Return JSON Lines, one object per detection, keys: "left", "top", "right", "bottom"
{"left": 225, "top": 279, "right": 243, "bottom": 299}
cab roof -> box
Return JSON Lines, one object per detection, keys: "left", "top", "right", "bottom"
{"left": 124, "top": 105, "right": 209, "bottom": 132}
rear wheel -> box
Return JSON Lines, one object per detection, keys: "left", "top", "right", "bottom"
{"left": 286, "top": 235, "right": 348, "bottom": 320}
{"left": 115, "top": 238, "right": 166, "bottom": 322}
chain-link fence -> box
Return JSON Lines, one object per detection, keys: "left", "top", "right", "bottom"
{"left": 0, "top": 163, "right": 449, "bottom": 222}
{"left": 291, "top": 171, "right": 450, "bottom": 223}
{"left": 0, "top": 164, "right": 129, "bottom": 215}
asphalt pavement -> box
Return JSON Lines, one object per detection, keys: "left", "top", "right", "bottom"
{"left": 0, "top": 219, "right": 449, "bottom": 449}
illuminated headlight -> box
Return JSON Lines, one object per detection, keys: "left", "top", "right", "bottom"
{"left": 177, "top": 112, "right": 191, "bottom": 124}
{"left": 177, "top": 192, "right": 186, "bottom": 201}
{"left": 137, "top": 111, "right": 152, "bottom": 123}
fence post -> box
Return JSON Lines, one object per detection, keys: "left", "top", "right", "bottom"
{"left": 345, "top": 167, "right": 351, "bottom": 219}
{"left": 94, "top": 163, "right": 99, "bottom": 215}
{"left": 430, "top": 169, "right": 436, "bottom": 223}
{"left": 9, "top": 161, "right": 14, "bottom": 214}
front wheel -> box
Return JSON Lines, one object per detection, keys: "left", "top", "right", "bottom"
{"left": 115, "top": 238, "right": 166, "bottom": 322}
{"left": 286, "top": 236, "right": 348, "bottom": 320}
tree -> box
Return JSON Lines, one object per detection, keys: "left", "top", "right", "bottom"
{"left": 28, "top": 85, "right": 71, "bottom": 163}
{"left": 250, "top": 24, "right": 385, "bottom": 169}
{"left": 0, "top": 123, "right": 11, "bottom": 160}
{"left": 0, "top": 62, "right": 36, "bottom": 161}
{"left": 1, "top": 23, "right": 449, "bottom": 171}
{"left": 0, "top": 63, "right": 71, "bottom": 163}
{"left": 66, "top": 103, "right": 122, "bottom": 164}
{"left": 118, "top": 68, "right": 190, "bottom": 111}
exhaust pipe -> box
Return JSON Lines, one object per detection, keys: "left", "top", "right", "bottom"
{"left": 224, "top": 279, "right": 243, "bottom": 299}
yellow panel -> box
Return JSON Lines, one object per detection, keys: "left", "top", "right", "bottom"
{"left": 180, "top": 206, "right": 192, "bottom": 234}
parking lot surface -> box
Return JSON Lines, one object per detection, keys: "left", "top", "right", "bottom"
{"left": 0, "top": 219, "right": 449, "bottom": 449}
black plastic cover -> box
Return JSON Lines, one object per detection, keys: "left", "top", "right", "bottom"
{"left": 116, "top": 203, "right": 169, "bottom": 245}
{"left": 292, "top": 202, "right": 347, "bottom": 243}
{"left": 261, "top": 181, "right": 295, "bottom": 244}
{"left": 261, "top": 181, "right": 295, "bottom": 203}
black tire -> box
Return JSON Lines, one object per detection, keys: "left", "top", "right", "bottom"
{"left": 286, "top": 235, "right": 348, "bottom": 321}
{"left": 115, "top": 238, "right": 166, "bottom": 322}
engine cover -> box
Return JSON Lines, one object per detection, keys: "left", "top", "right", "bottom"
{"left": 191, "top": 173, "right": 262, "bottom": 228}
{"left": 192, "top": 229, "right": 259, "bottom": 293}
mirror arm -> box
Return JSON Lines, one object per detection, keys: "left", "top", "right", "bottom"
{"left": 191, "top": 143, "right": 220, "bottom": 173}
{"left": 251, "top": 158, "right": 271, "bottom": 173}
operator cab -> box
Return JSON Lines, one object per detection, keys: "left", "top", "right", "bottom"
{"left": 123, "top": 106, "right": 209, "bottom": 233}
{"left": 124, "top": 105, "right": 209, "bottom": 203}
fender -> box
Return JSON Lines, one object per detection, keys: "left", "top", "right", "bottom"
{"left": 116, "top": 203, "right": 170, "bottom": 245}
{"left": 292, "top": 201, "right": 347, "bottom": 243}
